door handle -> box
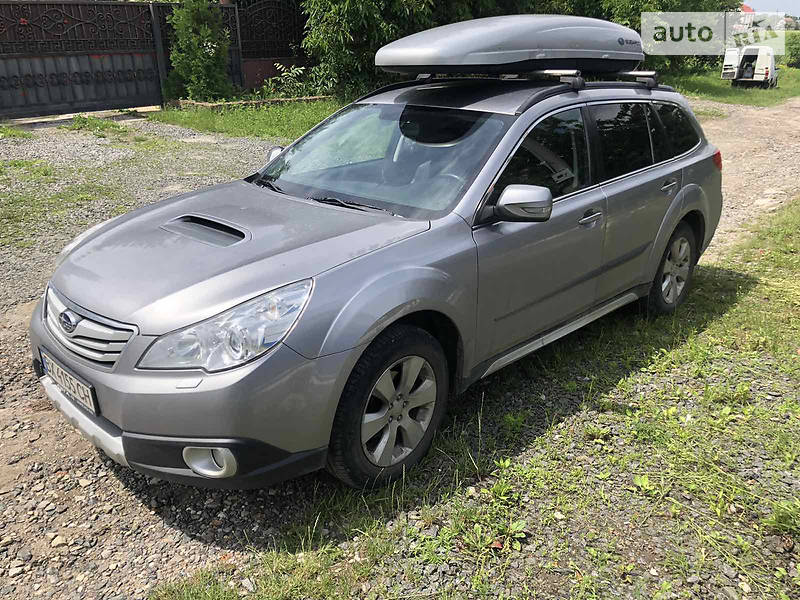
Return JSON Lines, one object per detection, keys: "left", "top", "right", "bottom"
{"left": 578, "top": 211, "right": 603, "bottom": 226}
{"left": 660, "top": 179, "right": 679, "bottom": 194}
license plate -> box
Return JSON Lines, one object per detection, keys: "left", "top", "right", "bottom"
{"left": 40, "top": 350, "right": 97, "bottom": 415}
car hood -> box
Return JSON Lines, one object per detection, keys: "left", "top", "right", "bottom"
{"left": 52, "top": 181, "right": 429, "bottom": 334}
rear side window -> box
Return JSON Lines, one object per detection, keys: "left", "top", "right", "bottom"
{"left": 487, "top": 107, "right": 590, "bottom": 203}
{"left": 590, "top": 103, "right": 653, "bottom": 181}
{"left": 652, "top": 102, "right": 700, "bottom": 157}
{"left": 646, "top": 104, "right": 672, "bottom": 163}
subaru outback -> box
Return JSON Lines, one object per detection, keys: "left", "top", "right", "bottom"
{"left": 29, "top": 19, "right": 722, "bottom": 489}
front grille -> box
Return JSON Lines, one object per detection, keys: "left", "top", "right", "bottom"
{"left": 44, "top": 287, "right": 135, "bottom": 369}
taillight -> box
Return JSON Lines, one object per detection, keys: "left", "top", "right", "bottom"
{"left": 712, "top": 149, "right": 722, "bottom": 171}
{"left": 765, "top": 67, "right": 769, "bottom": 78}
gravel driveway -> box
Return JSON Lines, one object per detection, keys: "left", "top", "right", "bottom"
{"left": 0, "top": 97, "right": 798, "bottom": 599}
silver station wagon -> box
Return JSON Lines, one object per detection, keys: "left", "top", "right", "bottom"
{"left": 30, "top": 16, "right": 722, "bottom": 488}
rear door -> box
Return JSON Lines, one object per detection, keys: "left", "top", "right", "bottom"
{"left": 722, "top": 48, "right": 740, "bottom": 79}
{"left": 588, "top": 101, "right": 684, "bottom": 303}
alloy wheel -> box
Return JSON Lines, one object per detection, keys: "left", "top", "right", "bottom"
{"left": 661, "top": 236, "right": 691, "bottom": 304}
{"left": 361, "top": 355, "right": 437, "bottom": 467}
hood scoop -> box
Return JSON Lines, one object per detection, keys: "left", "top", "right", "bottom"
{"left": 161, "top": 215, "right": 249, "bottom": 247}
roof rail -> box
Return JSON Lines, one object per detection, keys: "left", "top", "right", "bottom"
{"left": 355, "top": 68, "right": 662, "bottom": 113}
{"left": 355, "top": 76, "right": 433, "bottom": 102}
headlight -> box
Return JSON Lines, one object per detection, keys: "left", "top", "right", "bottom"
{"left": 55, "top": 215, "right": 123, "bottom": 269}
{"left": 138, "top": 279, "right": 312, "bottom": 372}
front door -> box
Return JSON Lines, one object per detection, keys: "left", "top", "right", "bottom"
{"left": 473, "top": 107, "right": 606, "bottom": 362}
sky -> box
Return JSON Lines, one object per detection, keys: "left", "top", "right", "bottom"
{"left": 743, "top": 0, "right": 799, "bottom": 15}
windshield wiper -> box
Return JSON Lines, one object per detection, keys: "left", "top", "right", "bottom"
{"left": 307, "top": 196, "right": 398, "bottom": 217}
{"left": 255, "top": 176, "right": 284, "bottom": 194}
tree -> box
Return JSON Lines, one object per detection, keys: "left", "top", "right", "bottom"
{"left": 167, "top": 0, "right": 232, "bottom": 100}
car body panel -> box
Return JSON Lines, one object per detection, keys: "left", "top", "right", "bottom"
{"left": 52, "top": 180, "right": 429, "bottom": 335}
{"left": 473, "top": 185, "right": 606, "bottom": 361}
{"left": 285, "top": 213, "right": 477, "bottom": 365}
{"left": 30, "top": 299, "right": 361, "bottom": 452}
{"left": 596, "top": 152, "right": 684, "bottom": 301}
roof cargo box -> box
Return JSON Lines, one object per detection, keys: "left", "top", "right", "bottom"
{"left": 376, "top": 15, "right": 644, "bottom": 75}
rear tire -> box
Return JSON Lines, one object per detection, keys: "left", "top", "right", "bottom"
{"left": 647, "top": 223, "right": 697, "bottom": 315}
{"left": 326, "top": 324, "right": 449, "bottom": 488}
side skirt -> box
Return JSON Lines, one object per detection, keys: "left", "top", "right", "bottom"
{"left": 480, "top": 291, "right": 640, "bottom": 379}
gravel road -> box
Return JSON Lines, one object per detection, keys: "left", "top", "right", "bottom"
{"left": 0, "top": 97, "right": 798, "bottom": 599}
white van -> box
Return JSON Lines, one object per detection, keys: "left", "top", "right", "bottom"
{"left": 721, "top": 46, "right": 778, "bottom": 88}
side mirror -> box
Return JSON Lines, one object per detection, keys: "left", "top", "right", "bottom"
{"left": 494, "top": 185, "right": 553, "bottom": 222}
{"left": 267, "top": 145, "right": 284, "bottom": 162}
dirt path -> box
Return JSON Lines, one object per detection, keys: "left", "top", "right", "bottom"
{"left": 0, "top": 97, "right": 798, "bottom": 599}
{"left": 691, "top": 95, "right": 800, "bottom": 259}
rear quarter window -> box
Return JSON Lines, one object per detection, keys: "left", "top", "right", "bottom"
{"left": 653, "top": 102, "right": 700, "bottom": 157}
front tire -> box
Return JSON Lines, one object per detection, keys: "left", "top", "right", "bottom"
{"left": 326, "top": 324, "right": 449, "bottom": 488}
{"left": 647, "top": 223, "right": 697, "bottom": 315}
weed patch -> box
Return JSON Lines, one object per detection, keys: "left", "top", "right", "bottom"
{"left": 0, "top": 124, "right": 33, "bottom": 140}
{"left": 66, "top": 114, "right": 129, "bottom": 138}
{"left": 148, "top": 100, "right": 344, "bottom": 141}
{"left": 664, "top": 66, "right": 800, "bottom": 107}
{"left": 0, "top": 182, "right": 122, "bottom": 247}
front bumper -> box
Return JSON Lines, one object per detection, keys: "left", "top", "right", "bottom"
{"left": 29, "top": 298, "right": 360, "bottom": 488}
{"left": 36, "top": 369, "right": 327, "bottom": 487}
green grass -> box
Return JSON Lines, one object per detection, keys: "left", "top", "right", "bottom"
{"left": 62, "top": 114, "right": 180, "bottom": 154}
{"left": 0, "top": 182, "right": 121, "bottom": 247}
{"left": 664, "top": 66, "right": 800, "bottom": 107}
{"left": 0, "top": 124, "right": 33, "bottom": 140}
{"left": 152, "top": 199, "right": 800, "bottom": 599}
{"left": 65, "top": 114, "right": 129, "bottom": 137}
{"left": 147, "top": 100, "right": 344, "bottom": 141}
{"left": 0, "top": 159, "right": 54, "bottom": 180}
{"left": 692, "top": 106, "right": 728, "bottom": 121}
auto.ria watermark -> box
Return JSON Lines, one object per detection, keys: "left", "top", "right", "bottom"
{"left": 641, "top": 12, "right": 785, "bottom": 55}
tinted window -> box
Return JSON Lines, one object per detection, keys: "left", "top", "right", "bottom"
{"left": 653, "top": 103, "right": 700, "bottom": 157}
{"left": 646, "top": 104, "right": 672, "bottom": 163}
{"left": 487, "top": 108, "right": 590, "bottom": 203}
{"left": 590, "top": 103, "right": 653, "bottom": 181}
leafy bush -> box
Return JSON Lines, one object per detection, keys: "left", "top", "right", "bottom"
{"left": 167, "top": 0, "right": 232, "bottom": 100}
{"left": 300, "top": 0, "right": 743, "bottom": 97}
{"left": 785, "top": 31, "right": 800, "bottom": 67}
{"left": 300, "top": 0, "right": 560, "bottom": 97}
{"left": 257, "top": 62, "right": 336, "bottom": 98}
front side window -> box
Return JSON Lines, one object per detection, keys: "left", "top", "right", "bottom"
{"left": 486, "top": 107, "right": 591, "bottom": 204}
{"left": 590, "top": 103, "right": 653, "bottom": 181}
{"left": 260, "top": 103, "right": 513, "bottom": 219}
{"left": 653, "top": 102, "right": 701, "bottom": 158}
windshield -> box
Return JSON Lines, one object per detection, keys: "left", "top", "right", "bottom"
{"left": 259, "top": 103, "right": 514, "bottom": 219}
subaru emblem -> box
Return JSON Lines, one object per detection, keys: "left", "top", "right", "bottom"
{"left": 618, "top": 37, "right": 625, "bottom": 46}
{"left": 59, "top": 310, "right": 80, "bottom": 334}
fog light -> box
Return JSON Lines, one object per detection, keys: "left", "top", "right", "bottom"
{"left": 182, "top": 446, "right": 237, "bottom": 478}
